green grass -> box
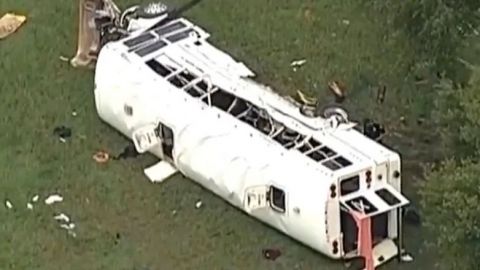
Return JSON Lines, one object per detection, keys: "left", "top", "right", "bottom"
{"left": 1, "top": 0, "right": 437, "bottom": 269}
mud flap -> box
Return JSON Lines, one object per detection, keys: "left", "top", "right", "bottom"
{"left": 144, "top": 160, "right": 178, "bottom": 183}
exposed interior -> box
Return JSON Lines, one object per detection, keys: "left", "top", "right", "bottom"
{"left": 156, "top": 123, "right": 174, "bottom": 160}
{"left": 341, "top": 211, "right": 389, "bottom": 254}
{"left": 339, "top": 174, "right": 403, "bottom": 255}
{"left": 145, "top": 57, "right": 354, "bottom": 171}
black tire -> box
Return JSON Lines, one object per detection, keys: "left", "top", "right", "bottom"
{"left": 137, "top": 1, "right": 169, "bottom": 19}
{"left": 316, "top": 103, "right": 349, "bottom": 123}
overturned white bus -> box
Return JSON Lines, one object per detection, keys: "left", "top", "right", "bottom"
{"left": 72, "top": 1, "right": 411, "bottom": 269}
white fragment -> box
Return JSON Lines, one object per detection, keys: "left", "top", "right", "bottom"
{"left": 27, "top": 203, "right": 33, "bottom": 210}
{"left": 59, "top": 56, "right": 69, "bottom": 62}
{"left": 72, "top": 111, "right": 78, "bottom": 117}
{"left": 59, "top": 223, "right": 75, "bottom": 230}
{"left": 54, "top": 213, "right": 70, "bottom": 223}
{"left": 5, "top": 200, "right": 13, "bottom": 209}
{"left": 32, "top": 195, "right": 39, "bottom": 202}
{"left": 59, "top": 137, "right": 67, "bottom": 143}
{"left": 342, "top": 19, "right": 350, "bottom": 25}
{"left": 172, "top": 210, "right": 177, "bottom": 216}
{"left": 195, "top": 200, "right": 203, "bottom": 209}
{"left": 45, "top": 194, "right": 63, "bottom": 205}
{"left": 67, "top": 230, "right": 77, "bottom": 238}
{"left": 290, "top": 59, "right": 307, "bottom": 67}
{"left": 401, "top": 253, "right": 414, "bottom": 262}
{"left": 144, "top": 161, "right": 178, "bottom": 183}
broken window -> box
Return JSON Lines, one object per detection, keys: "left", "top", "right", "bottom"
{"left": 341, "top": 175, "right": 360, "bottom": 196}
{"left": 202, "top": 88, "right": 235, "bottom": 110}
{"left": 269, "top": 186, "right": 286, "bottom": 213}
{"left": 165, "top": 28, "right": 195, "bottom": 43}
{"left": 144, "top": 58, "right": 354, "bottom": 170}
{"left": 334, "top": 156, "right": 352, "bottom": 167}
{"left": 375, "top": 188, "right": 401, "bottom": 206}
{"left": 146, "top": 59, "right": 172, "bottom": 77}
{"left": 124, "top": 33, "right": 155, "bottom": 48}
{"left": 154, "top": 21, "right": 187, "bottom": 37}
{"left": 323, "top": 160, "right": 342, "bottom": 170}
{"left": 169, "top": 70, "right": 198, "bottom": 88}
{"left": 135, "top": 40, "right": 167, "bottom": 57}
{"left": 344, "top": 196, "right": 378, "bottom": 215}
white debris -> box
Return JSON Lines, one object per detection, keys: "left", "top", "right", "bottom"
{"left": 342, "top": 19, "right": 350, "bottom": 25}
{"left": 172, "top": 210, "right": 177, "bottom": 216}
{"left": 54, "top": 213, "right": 70, "bottom": 223}
{"left": 60, "top": 223, "right": 75, "bottom": 230}
{"left": 67, "top": 230, "right": 77, "bottom": 238}
{"left": 5, "top": 200, "right": 13, "bottom": 209}
{"left": 32, "top": 195, "right": 39, "bottom": 202}
{"left": 290, "top": 59, "right": 307, "bottom": 67}
{"left": 72, "top": 111, "right": 78, "bottom": 117}
{"left": 59, "top": 137, "right": 67, "bottom": 143}
{"left": 144, "top": 161, "right": 178, "bottom": 183}
{"left": 45, "top": 194, "right": 63, "bottom": 205}
{"left": 59, "top": 56, "right": 69, "bottom": 62}
{"left": 401, "top": 253, "right": 414, "bottom": 262}
{"left": 195, "top": 200, "right": 203, "bottom": 209}
{"left": 27, "top": 203, "right": 33, "bottom": 210}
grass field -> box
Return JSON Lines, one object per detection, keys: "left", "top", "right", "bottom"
{"left": 1, "top": 0, "right": 437, "bottom": 269}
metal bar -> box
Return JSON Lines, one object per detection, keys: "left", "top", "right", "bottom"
{"left": 304, "top": 144, "right": 325, "bottom": 155}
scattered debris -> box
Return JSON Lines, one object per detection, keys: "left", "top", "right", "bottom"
{"left": 290, "top": 59, "right": 307, "bottom": 72}
{"left": 363, "top": 119, "right": 386, "bottom": 142}
{"left": 45, "top": 194, "right": 63, "bottom": 205}
{"left": 53, "top": 212, "right": 76, "bottom": 237}
{"left": 53, "top": 126, "right": 72, "bottom": 143}
{"left": 328, "top": 80, "right": 346, "bottom": 103}
{"left": 296, "top": 90, "right": 317, "bottom": 106}
{"left": 59, "top": 56, "right": 69, "bottom": 62}
{"left": 5, "top": 199, "right": 13, "bottom": 209}
{"left": 376, "top": 85, "right": 387, "bottom": 104}
{"left": 342, "top": 19, "right": 350, "bottom": 25}
{"left": 262, "top": 248, "right": 282, "bottom": 261}
{"left": 60, "top": 223, "right": 76, "bottom": 230}
{"left": 32, "top": 194, "right": 39, "bottom": 203}
{"left": 0, "top": 13, "right": 27, "bottom": 40}
{"left": 54, "top": 213, "right": 70, "bottom": 223}
{"left": 72, "top": 110, "right": 78, "bottom": 117}
{"left": 27, "top": 203, "right": 33, "bottom": 210}
{"left": 290, "top": 59, "right": 306, "bottom": 67}
{"left": 93, "top": 150, "right": 110, "bottom": 164}
{"left": 195, "top": 200, "right": 203, "bottom": 209}
{"left": 400, "top": 253, "right": 414, "bottom": 262}
{"left": 299, "top": 104, "right": 316, "bottom": 118}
